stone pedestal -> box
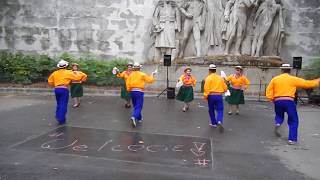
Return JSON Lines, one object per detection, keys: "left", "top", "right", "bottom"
{"left": 175, "top": 55, "right": 282, "bottom": 67}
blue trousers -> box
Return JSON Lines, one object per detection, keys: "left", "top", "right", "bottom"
{"left": 208, "top": 95, "right": 224, "bottom": 125}
{"left": 54, "top": 88, "right": 69, "bottom": 124}
{"left": 274, "top": 100, "right": 299, "bottom": 142}
{"left": 130, "top": 91, "right": 144, "bottom": 120}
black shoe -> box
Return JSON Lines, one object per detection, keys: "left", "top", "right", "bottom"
{"left": 217, "top": 123, "right": 224, "bottom": 133}
{"left": 274, "top": 125, "right": 281, "bottom": 137}
{"left": 131, "top": 117, "right": 136, "bottom": 127}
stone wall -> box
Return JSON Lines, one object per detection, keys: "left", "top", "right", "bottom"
{"left": 0, "top": 0, "right": 319, "bottom": 66}
{"left": 0, "top": 0, "right": 155, "bottom": 62}
{"left": 281, "top": 0, "right": 320, "bottom": 65}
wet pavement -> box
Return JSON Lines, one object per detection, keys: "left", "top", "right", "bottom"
{"left": 0, "top": 94, "right": 319, "bottom": 180}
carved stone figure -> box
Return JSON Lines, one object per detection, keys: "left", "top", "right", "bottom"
{"left": 153, "top": 0, "right": 181, "bottom": 59}
{"left": 222, "top": 0, "right": 256, "bottom": 55}
{"left": 251, "top": 0, "right": 283, "bottom": 57}
{"left": 205, "top": 0, "right": 224, "bottom": 51}
{"left": 178, "top": 0, "right": 207, "bottom": 58}
{"left": 263, "top": 0, "right": 285, "bottom": 56}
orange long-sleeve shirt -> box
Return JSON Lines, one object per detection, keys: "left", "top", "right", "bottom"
{"left": 126, "top": 71, "right": 155, "bottom": 91}
{"left": 226, "top": 74, "right": 250, "bottom": 89}
{"left": 71, "top": 71, "right": 88, "bottom": 83}
{"left": 48, "top": 69, "right": 84, "bottom": 87}
{"left": 203, "top": 73, "right": 228, "bottom": 99}
{"left": 116, "top": 71, "right": 131, "bottom": 81}
{"left": 266, "top": 73, "right": 319, "bottom": 101}
{"left": 179, "top": 74, "right": 196, "bottom": 87}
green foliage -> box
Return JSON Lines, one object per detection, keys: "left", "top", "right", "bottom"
{"left": 59, "top": 52, "right": 129, "bottom": 86}
{"left": 0, "top": 51, "right": 129, "bottom": 86}
{"left": 304, "top": 58, "right": 320, "bottom": 79}
{"left": 0, "top": 51, "right": 56, "bottom": 84}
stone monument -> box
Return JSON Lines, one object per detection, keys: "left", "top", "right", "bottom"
{"left": 149, "top": 0, "right": 286, "bottom": 63}
{"left": 152, "top": 0, "right": 181, "bottom": 61}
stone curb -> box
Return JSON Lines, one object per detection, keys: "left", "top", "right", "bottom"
{"left": 0, "top": 87, "right": 268, "bottom": 101}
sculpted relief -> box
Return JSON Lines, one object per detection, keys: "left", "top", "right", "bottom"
{"left": 150, "top": 0, "right": 285, "bottom": 61}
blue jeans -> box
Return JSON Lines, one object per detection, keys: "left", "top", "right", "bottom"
{"left": 274, "top": 100, "right": 299, "bottom": 142}
{"left": 208, "top": 95, "right": 224, "bottom": 125}
{"left": 54, "top": 88, "right": 69, "bottom": 124}
{"left": 130, "top": 91, "right": 144, "bottom": 120}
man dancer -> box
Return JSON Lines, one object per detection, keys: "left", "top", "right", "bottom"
{"left": 126, "top": 62, "right": 156, "bottom": 127}
{"left": 203, "top": 64, "right": 228, "bottom": 133}
{"left": 48, "top": 60, "right": 87, "bottom": 125}
{"left": 266, "top": 63, "right": 319, "bottom": 145}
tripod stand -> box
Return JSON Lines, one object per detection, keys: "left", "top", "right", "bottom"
{"left": 294, "top": 68, "right": 305, "bottom": 104}
{"left": 157, "top": 66, "right": 169, "bottom": 97}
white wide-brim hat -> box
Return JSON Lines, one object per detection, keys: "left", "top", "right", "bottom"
{"left": 209, "top": 64, "right": 216, "bottom": 70}
{"left": 280, "top": 63, "right": 293, "bottom": 69}
{"left": 57, "top": 59, "right": 69, "bottom": 68}
{"left": 127, "top": 62, "right": 134, "bottom": 67}
{"left": 133, "top": 62, "right": 142, "bottom": 68}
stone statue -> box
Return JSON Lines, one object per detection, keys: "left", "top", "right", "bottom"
{"left": 153, "top": 0, "right": 181, "bottom": 58}
{"left": 263, "top": 0, "right": 285, "bottom": 56}
{"left": 178, "top": 0, "right": 207, "bottom": 58}
{"left": 251, "top": 0, "right": 283, "bottom": 57}
{"left": 205, "top": 0, "right": 224, "bottom": 52}
{"left": 222, "top": 0, "right": 256, "bottom": 55}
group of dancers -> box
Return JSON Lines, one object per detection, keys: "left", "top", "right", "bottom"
{"left": 48, "top": 60, "right": 320, "bottom": 145}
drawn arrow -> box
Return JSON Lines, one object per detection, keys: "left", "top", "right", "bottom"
{"left": 190, "top": 142, "right": 206, "bottom": 157}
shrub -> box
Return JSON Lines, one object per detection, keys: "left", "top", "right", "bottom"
{"left": 59, "top": 52, "right": 129, "bottom": 86}
{"left": 0, "top": 51, "right": 56, "bottom": 84}
{"left": 0, "top": 51, "right": 129, "bottom": 86}
{"left": 304, "top": 58, "right": 320, "bottom": 79}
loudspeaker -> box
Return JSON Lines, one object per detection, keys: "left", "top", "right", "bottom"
{"left": 164, "top": 55, "right": 171, "bottom": 66}
{"left": 167, "top": 87, "right": 175, "bottom": 99}
{"left": 293, "top": 57, "right": 302, "bottom": 69}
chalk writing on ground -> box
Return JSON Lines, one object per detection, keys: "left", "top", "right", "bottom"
{"left": 13, "top": 126, "right": 212, "bottom": 168}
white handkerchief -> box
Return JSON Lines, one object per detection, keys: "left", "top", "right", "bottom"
{"left": 224, "top": 90, "right": 231, "bottom": 96}
{"left": 176, "top": 81, "right": 183, "bottom": 88}
{"left": 153, "top": 69, "right": 158, "bottom": 74}
{"left": 220, "top": 70, "right": 227, "bottom": 78}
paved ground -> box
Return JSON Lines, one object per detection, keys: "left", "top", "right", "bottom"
{"left": 0, "top": 94, "right": 319, "bottom": 180}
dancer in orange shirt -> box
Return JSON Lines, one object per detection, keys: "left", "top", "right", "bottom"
{"left": 126, "top": 62, "right": 156, "bottom": 127}
{"left": 225, "top": 66, "right": 250, "bottom": 115}
{"left": 115, "top": 62, "right": 133, "bottom": 108}
{"left": 176, "top": 67, "right": 197, "bottom": 112}
{"left": 203, "top": 64, "right": 228, "bottom": 132}
{"left": 48, "top": 60, "right": 86, "bottom": 124}
{"left": 70, "top": 63, "right": 88, "bottom": 107}
{"left": 266, "top": 63, "right": 319, "bottom": 145}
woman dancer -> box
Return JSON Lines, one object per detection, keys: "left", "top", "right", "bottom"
{"left": 225, "top": 66, "right": 250, "bottom": 115}
{"left": 176, "top": 67, "right": 197, "bottom": 112}
{"left": 70, "top": 63, "right": 88, "bottom": 107}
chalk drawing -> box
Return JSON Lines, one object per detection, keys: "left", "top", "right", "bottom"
{"left": 41, "top": 139, "right": 78, "bottom": 150}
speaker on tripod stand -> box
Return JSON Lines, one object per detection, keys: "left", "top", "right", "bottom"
{"left": 157, "top": 55, "right": 175, "bottom": 99}
{"left": 293, "top": 56, "right": 303, "bottom": 104}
